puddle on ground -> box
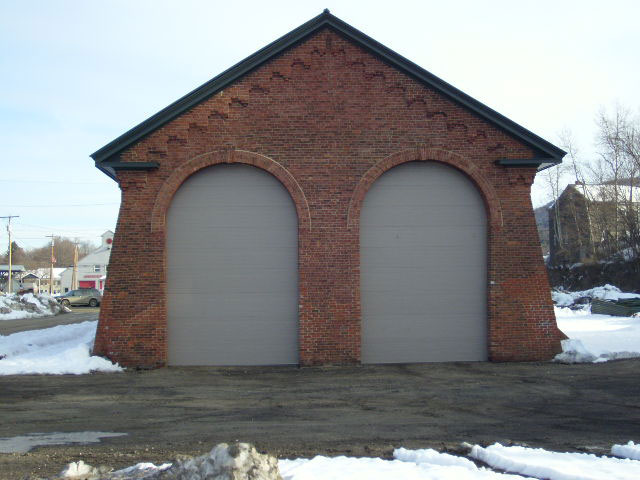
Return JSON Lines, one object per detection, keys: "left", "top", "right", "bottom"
{"left": 0, "top": 431, "right": 127, "bottom": 453}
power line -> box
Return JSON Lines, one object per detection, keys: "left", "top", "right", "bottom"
{"left": 3, "top": 202, "right": 119, "bottom": 208}
{"left": 14, "top": 221, "right": 111, "bottom": 232}
{"left": 0, "top": 179, "right": 107, "bottom": 185}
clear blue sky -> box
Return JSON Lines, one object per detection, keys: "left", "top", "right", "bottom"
{"left": 2, "top": 0, "right": 639, "bottom": 250}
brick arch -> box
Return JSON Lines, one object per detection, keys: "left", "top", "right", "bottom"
{"left": 151, "top": 149, "right": 311, "bottom": 232}
{"left": 347, "top": 147, "right": 503, "bottom": 229}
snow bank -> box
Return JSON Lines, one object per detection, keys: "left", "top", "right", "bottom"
{"left": 0, "top": 292, "right": 68, "bottom": 320}
{"left": 394, "top": 447, "right": 480, "bottom": 469}
{"left": 0, "top": 321, "right": 122, "bottom": 375}
{"left": 552, "top": 284, "right": 640, "bottom": 308}
{"left": 61, "top": 461, "right": 172, "bottom": 478}
{"left": 612, "top": 441, "right": 640, "bottom": 461}
{"left": 57, "top": 444, "right": 640, "bottom": 479}
{"left": 279, "top": 453, "right": 530, "bottom": 479}
{"left": 470, "top": 443, "right": 640, "bottom": 480}
{"left": 554, "top": 306, "right": 640, "bottom": 363}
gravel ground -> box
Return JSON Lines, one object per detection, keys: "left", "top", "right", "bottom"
{"left": 1, "top": 359, "right": 639, "bottom": 478}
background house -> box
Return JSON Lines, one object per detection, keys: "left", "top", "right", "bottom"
{"left": 0, "top": 264, "right": 26, "bottom": 293}
{"left": 60, "top": 231, "right": 113, "bottom": 292}
{"left": 28, "top": 267, "right": 66, "bottom": 294}
{"left": 549, "top": 182, "right": 640, "bottom": 265}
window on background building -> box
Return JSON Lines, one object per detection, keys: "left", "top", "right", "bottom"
{"left": 94, "top": 265, "right": 101, "bottom": 272}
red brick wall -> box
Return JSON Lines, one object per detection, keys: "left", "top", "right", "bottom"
{"left": 93, "top": 28, "right": 564, "bottom": 367}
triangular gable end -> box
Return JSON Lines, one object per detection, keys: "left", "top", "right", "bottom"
{"left": 91, "top": 9, "right": 565, "bottom": 179}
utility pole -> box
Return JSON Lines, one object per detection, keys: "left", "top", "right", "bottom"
{"left": 1, "top": 215, "right": 19, "bottom": 294}
{"left": 71, "top": 242, "right": 79, "bottom": 291}
{"left": 46, "top": 235, "right": 55, "bottom": 295}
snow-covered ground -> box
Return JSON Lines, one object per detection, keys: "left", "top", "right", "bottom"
{"left": 554, "top": 307, "right": 640, "bottom": 363}
{"left": 60, "top": 443, "right": 640, "bottom": 479}
{"left": 0, "top": 292, "right": 68, "bottom": 320}
{"left": 470, "top": 443, "right": 640, "bottom": 480}
{"left": 0, "top": 321, "right": 121, "bottom": 375}
{"left": 552, "top": 284, "right": 640, "bottom": 363}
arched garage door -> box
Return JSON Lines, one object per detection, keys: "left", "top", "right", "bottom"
{"left": 361, "top": 162, "right": 487, "bottom": 363}
{"left": 167, "top": 164, "right": 298, "bottom": 365}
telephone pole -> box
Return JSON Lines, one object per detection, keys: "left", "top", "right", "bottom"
{"left": 71, "top": 241, "right": 79, "bottom": 291}
{"left": 46, "top": 234, "right": 55, "bottom": 295}
{"left": 1, "top": 215, "right": 19, "bottom": 294}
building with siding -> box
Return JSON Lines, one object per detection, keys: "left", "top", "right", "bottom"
{"left": 60, "top": 231, "right": 113, "bottom": 292}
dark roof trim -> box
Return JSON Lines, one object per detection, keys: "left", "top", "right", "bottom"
{"left": 496, "top": 158, "right": 552, "bottom": 167}
{"left": 496, "top": 158, "right": 560, "bottom": 172}
{"left": 101, "top": 161, "right": 160, "bottom": 170}
{"left": 96, "top": 161, "right": 159, "bottom": 181}
{"left": 91, "top": 9, "right": 565, "bottom": 177}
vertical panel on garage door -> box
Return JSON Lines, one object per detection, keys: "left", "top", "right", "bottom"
{"left": 167, "top": 164, "right": 298, "bottom": 365}
{"left": 361, "top": 162, "right": 487, "bottom": 363}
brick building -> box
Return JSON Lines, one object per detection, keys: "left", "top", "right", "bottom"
{"left": 91, "top": 11, "right": 565, "bottom": 368}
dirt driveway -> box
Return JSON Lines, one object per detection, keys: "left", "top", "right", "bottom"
{"left": 1, "top": 359, "right": 639, "bottom": 478}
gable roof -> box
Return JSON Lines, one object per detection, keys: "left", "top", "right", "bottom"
{"left": 91, "top": 9, "right": 565, "bottom": 180}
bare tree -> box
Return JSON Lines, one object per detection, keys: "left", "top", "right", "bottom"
{"left": 590, "top": 106, "right": 640, "bottom": 260}
{"left": 9, "top": 237, "right": 96, "bottom": 270}
{"left": 559, "top": 130, "right": 595, "bottom": 260}
{"left": 541, "top": 143, "right": 570, "bottom": 261}
{"left": 548, "top": 106, "right": 640, "bottom": 265}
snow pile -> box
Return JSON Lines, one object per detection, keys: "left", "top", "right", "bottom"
{"left": 470, "top": 443, "right": 640, "bottom": 480}
{"left": 554, "top": 306, "right": 640, "bottom": 363}
{"left": 0, "top": 321, "right": 122, "bottom": 375}
{"left": 553, "top": 339, "right": 597, "bottom": 363}
{"left": 279, "top": 449, "right": 530, "bottom": 479}
{"left": 152, "top": 442, "right": 281, "bottom": 479}
{"left": 61, "top": 461, "right": 171, "bottom": 479}
{"left": 0, "top": 292, "right": 68, "bottom": 320}
{"left": 112, "top": 462, "right": 172, "bottom": 476}
{"left": 612, "top": 441, "right": 640, "bottom": 461}
{"left": 60, "top": 460, "right": 102, "bottom": 478}
{"left": 552, "top": 284, "right": 640, "bottom": 308}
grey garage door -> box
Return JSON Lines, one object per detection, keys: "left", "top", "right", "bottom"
{"left": 167, "top": 164, "right": 298, "bottom": 365}
{"left": 361, "top": 161, "right": 487, "bottom": 363}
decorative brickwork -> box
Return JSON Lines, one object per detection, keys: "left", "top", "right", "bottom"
{"left": 93, "top": 28, "right": 563, "bottom": 367}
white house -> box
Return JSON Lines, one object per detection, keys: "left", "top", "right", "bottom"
{"left": 21, "top": 267, "right": 67, "bottom": 294}
{"left": 60, "top": 231, "right": 114, "bottom": 293}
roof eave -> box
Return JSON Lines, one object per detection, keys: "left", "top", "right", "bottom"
{"left": 496, "top": 158, "right": 563, "bottom": 172}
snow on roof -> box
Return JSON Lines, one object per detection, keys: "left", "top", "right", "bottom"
{"left": 574, "top": 184, "right": 640, "bottom": 203}
{"left": 24, "top": 268, "right": 67, "bottom": 280}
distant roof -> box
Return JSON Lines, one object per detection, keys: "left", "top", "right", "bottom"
{"left": 91, "top": 9, "right": 565, "bottom": 179}
{"left": 0, "top": 265, "right": 26, "bottom": 272}
{"left": 23, "top": 268, "right": 67, "bottom": 280}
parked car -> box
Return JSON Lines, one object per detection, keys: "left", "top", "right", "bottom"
{"left": 57, "top": 288, "right": 102, "bottom": 307}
